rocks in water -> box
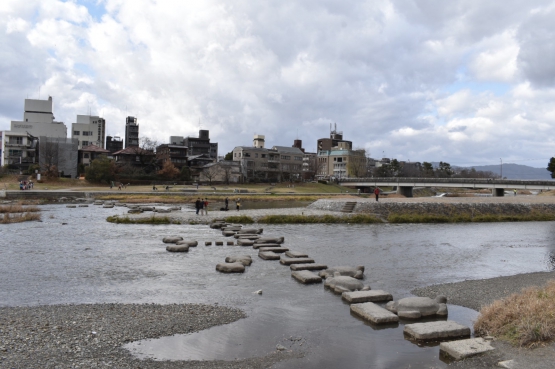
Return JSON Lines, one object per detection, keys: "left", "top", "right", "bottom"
{"left": 78, "top": 204, "right": 89, "bottom": 207}
{"left": 324, "top": 273, "right": 370, "bottom": 294}
{"left": 255, "top": 237, "right": 284, "bottom": 245}
{"left": 385, "top": 296, "right": 448, "bottom": 319}
{"left": 291, "top": 270, "right": 322, "bottom": 284}
{"left": 66, "top": 205, "right": 76, "bottom": 208}
{"left": 279, "top": 257, "right": 314, "bottom": 265}
{"left": 404, "top": 321, "right": 471, "bottom": 341}
{"left": 319, "top": 266, "right": 365, "bottom": 280}
{"left": 342, "top": 290, "right": 393, "bottom": 304}
{"left": 234, "top": 234, "right": 260, "bottom": 240}
{"left": 156, "top": 208, "right": 171, "bottom": 213}
{"left": 103, "top": 204, "right": 114, "bottom": 208}
{"left": 163, "top": 236, "right": 184, "bottom": 244}
{"left": 225, "top": 255, "right": 252, "bottom": 266}
{"left": 176, "top": 240, "right": 197, "bottom": 247}
{"left": 440, "top": 338, "right": 495, "bottom": 361}
{"left": 258, "top": 247, "right": 289, "bottom": 253}
{"left": 222, "top": 230, "right": 236, "bottom": 237}
{"left": 285, "top": 251, "right": 308, "bottom": 258}
{"left": 259, "top": 251, "right": 280, "bottom": 260}
{"left": 252, "top": 243, "right": 280, "bottom": 249}
{"left": 216, "top": 262, "right": 245, "bottom": 273}
{"left": 128, "top": 209, "right": 143, "bottom": 214}
{"left": 93, "top": 200, "right": 103, "bottom": 205}
{"left": 166, "top": 244, "right": 189, "bottom": 252}
{"left": 205, "top": 241, "right": 212, "bottom": 246}
{"left": 215, "top": 241, "right": 224, "bottom": 246}
{"left": 222, "top": 226, "right": 242, "bottom": 232}
{"left": 210, "top": 221, "right": 227, "bottom": 229}
{"left": 290, "top": 263, "right": 328, "bottom": 271}
{"left": 169, "top": 206, "right": 181, "bottom": 211}
{"left": 226, "top": 241, "right": 235, "bottom": 246}
{"left": 350, "top": 302, "right": 400, "bottom": 325}
{"left": 140, "top": 206, "right": 155, "bottom": 211}
{"left": 237, "top": 228, "right": 263, "bottom": 234}
{"left": 237, "top": 239, "right": 254, "bottom": 246}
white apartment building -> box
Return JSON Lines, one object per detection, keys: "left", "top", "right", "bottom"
{"left": 0, "top": 131, "right": 38, "bottom": 170}
{"left": 72, "top": 115, "right": 106, "bottom": 149}
{"left": 10, "top": 97, "right": 67, "bottom": 138}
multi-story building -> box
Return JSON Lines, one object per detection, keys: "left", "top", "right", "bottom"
{"left": 156, "top": 144, "right": 188, "bottom": 169}
{"left": 71, "top": 115, "right": 106, "bottom": 149}
{"left": 317, "top": 124, "right": 352, "bottom": 152}
{"left": 316, "top": 127, "right": 367, "bottom": 179}
{"left": 106, "top": 136, "right": 124, "bottom": 155}
{"left": 10, "top": 97, "right": 67, "bottom": 138}
{"left": 0, "top": 131, "right": 38, "bottom": 172}
{"left": 232, "top": 135, "right": 305, "bottom": 182}
{"left": 171, "top": 130, "right": 218, "bottom": 159}
{"left": 38, "top": 136, "right": 78, "bottom": 178}
{"left": 78, "top": 145, "right": 110, "bottom": 168}
{"left": 124, "top": 116, "right": 139, "bottom": 148}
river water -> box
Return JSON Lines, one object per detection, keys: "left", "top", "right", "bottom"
{"left": 1, "top": 204, "right": 555, "bottom": 368}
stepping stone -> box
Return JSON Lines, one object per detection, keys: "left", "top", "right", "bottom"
{"left": 291, "top": 270, "right": 322, "bottom": 284}
{"left": 222, "top": 231, "right": 236, "bottom": 237}
{"left": 176, "top": 240, "right": 197, "bottom": 247}
{"left": 290, "top": 263, "right": 328, "bottom": 271}
{"left": 342, "top": 290, "right": 393, "bottom": 304}
{"left": 103, "top": 204, "right": 114, "bottom": 208}
{"left": 259, "top": 251, "right": 280, "bottom": 260}
{"left": 234, "top": 234, "right": 260, "bottom": 240}
{"left": 319, "top": 266, "right": 365, "bottom": 279}
{"left": 237, "top": 239, "right": 254, "bottom": 246}
{"left": 216, "top": 262, "right": 245, "bottom": 273}
{"left": 439, "top": 338, "right": 495, "bottom": 360}
{"left": 285, "top": 251, "right": 308, "bottom": 258}
{"left": 205, "top": 241, "right": 212, "bottom": 246}
{"left": 253, "top": 243, "right": 280, "bottom": 249}
{"left": 166, "top": 245, "right": 189, "bottom": 252}
{"left": 255, "top": 237, "right": 284, "bottom": 244}
{"left": 225, "top": 255, "right": 252, "bottom": 266}
{"left": 350, "top": 302, "right": 399, "bottom": 324}
{"left": 237, "top": 228, "right": 263, "bottom": 234}
{"left": 258, "top": 247, "right": 289, "bottom": 253}
{"left": 404, "top": 321, "right": 471, "bottom": 341}
{"left": 215, "top": 241, "right": 224, "bottom": 246}
{"left": 78, "top": 204, "right": 89, "bottom": 207}
{"left": 156, "top": 209, "right": 171, "bottom": 213}
{"left": 163, "top": 236, "right": 184, "bottom": 244}
{"left": 226, "top": 241, "right": 235, "bottom": 246}
{"left": 280, "top": 257, "right": 314, "bottom": 265}
{"left": 66, "top": 205, "right": 76, "bottom": 208}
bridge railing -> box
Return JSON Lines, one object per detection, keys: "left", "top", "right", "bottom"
{"left": 338, "top": 177, "right": 555, "bottom": 186}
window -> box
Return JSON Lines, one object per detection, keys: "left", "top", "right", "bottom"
{"left": 9, "top": 137, "right": 23, "bottom": 145}
{"left": 261, "top": 154, "right": 266, "bottom": 158}
{"left": 244, "top": 152, "right": 251, "bottom": 157}
{"left": 255, "top": 153, "right": 258, "bottom": 158}
{"left": 84, "top": 153, "right": 90, "bottom": 159}
{"left": 9, "top": 149, "right": 22, "bottom": 157}
{"left": 74, "top": 131, "right": 80, "bottom": 136}
{"left": 281, "top": 155, "right": 290, "bottom": 160}
{"left": 136, "top": 156, "right": 140, "bottom": 162}
{"left": 294, "top": 156, "right": 302, "bottom": 161}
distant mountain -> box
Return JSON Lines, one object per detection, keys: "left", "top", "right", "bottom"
{"left": 464, "top": 163, "right": 551, "bottom": 180}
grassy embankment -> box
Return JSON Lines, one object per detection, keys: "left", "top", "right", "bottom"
{"left": 106, "top": 215, "right": 178, "bottom": 224}
{"left": 0, "top": 204, "right": 41, "bottom": 224}
{"left": 475, "top": 281, "right": 555, "bottom": 347}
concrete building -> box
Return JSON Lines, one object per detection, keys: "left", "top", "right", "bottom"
{"left": 106, "top": 136, "right": 124, "bottom": 155}
{"left": 72, "top": 115, "right": 106, "bottom": 149}
{"left": 78, "top": 144, "right": 110, "bottom": 168}
{"left": 125, "top": 116, "right": 139, "bottom": 148}
{"left": 317, "top": 124, "right": 352, "bottom": 152}
{"left": 38, "top": 136, "right": 78, "bottom": 178}
{"left": 232, "top": 135, "right": 305, "bottom": 182}
{"left": 10, "top": 97, "right": 67, "bottom": 138}
{"left": 171, "top": 130, "right": 218, "bottom": 159}
{"left": 0, "top": 131, "right": 38, "bottom": 172}
{"left": 156, "top": 144, "right": 188, "bottom": 169}
{"left": 200, "top": 161, "right": 242, "bottom": 184}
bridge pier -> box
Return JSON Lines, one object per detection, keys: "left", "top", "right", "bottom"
{"left": 492, "top": 188, "right": 505, "bottom": 197}
{"left": 397, "top": 186, "right": 413, "bottom": 198}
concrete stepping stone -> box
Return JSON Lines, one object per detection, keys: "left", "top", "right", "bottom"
{"left": 103, "top": 204, "right": 114, "bottom": 208}
{"left": 386, "top": 296, "right": 448, "bottom": 319}
{"left": 237, "top": 239, "right": 254, "bottom": 246}
{"left": 215, "top": 241, "right": 224, "bottom": 246}
{"left": 166, "top": 244, "right": 189, "bottom": 252}
{"left": 439, "top": 338, "right": 495, "bottom": 360}
{"left": 225, "top": 255, "right": 252, "bottom": 266}
{"left": 319, "top": 266, "right": 364, "bottom": 279}
{"left": 176, "top": 240, "right": 197, "bottom": 247}
{"left": 290, "top": 263, "right": 328, "bottom": 271}
{"left": 253, "top": 243, "right": 280, "bottom": 249}
{"left": 156, "top": 208, "right": 171, "bottom": 213}
{"left": 255, "top": 237, "right": 284, "bottom": 244}
{"left": 237, "top": 228, "right": 263, "bottom": 234}
{"left": 280, "top": 257, "right": 314, "bottom": 265}
{"left": 258, "top": 247, "right": 289, "bottom": 253}
{"left": 128, "top": 209, "right": 142, "bottom": 214}
{"left": 324, "top": 275, "right": 370, "bottom": 294}
{"left": 78, "top": 204, "right": 89, "bottom": 207}
{"left": 342, "top": 290, "right": 393, "bottom": 304}
{"left": 226, "top": 241, "right": 235, "bottom": 246}
{"left": 259, "top": 251, "right": 280, "bottom": 260}
{"left": 140, "top": 206, "right": 154, "bottom": 211}
{"left": 404, "top": 321, "right": 471, "bottom": 341}
{"left": 222, "top": 226, "right": 242, "bottom": 232}
{"left": 285, "top": 251, "right": 308, "bottom": 258}
{"left": 216, "top": 262, "right": 245, "bottom": 273}
{"left": 66, "top": 205, "right": 76, "bottom": 208}
{"left": 234, "top": 234, "right": 260, "bottom": 240}
{"left": 291, "top": 270, "right": 322, "bottom": 284}
{"left": 163, "top": 236, "right": 183, "bottom": 244}
{"left": 222, "top": 231, "right": 236, "bottom": 237}
{"left": 205, "top": 241, "right": 212, "bottom": 246}
{"left": 350, "top": 302, "right": 399, "bottom": 324}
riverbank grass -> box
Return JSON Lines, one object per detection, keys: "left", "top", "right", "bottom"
{"left": 257, "top": 214, "right": 381, "bottom": 224}
{"left": 474, "top": 280, "right": 555, "bottom": 347}
{"left": 0, "top": 204, "right": 41, "bottom": 223}
{"left": 106, "top": 215, "right": 178, "bottom": 224}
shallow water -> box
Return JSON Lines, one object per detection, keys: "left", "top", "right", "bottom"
{"left": 2, "top": 204, "right": 555, "bottom": 368}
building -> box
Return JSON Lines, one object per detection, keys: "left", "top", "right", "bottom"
{"left": 112, "top": 146, "right": 156, "bottom": 170}
{"left": 0, "top": 131, "right": 38, "bottom": 172}
{"left": 38, "top": 136, "right": 78, "bottom": 178}
{"left": 171, "top": 130, "right": 218, "bottom": 159}
{"left": 106, "top": 136, "right": 124, "bottom": 155}
{"left": 317, "top": 124, "right": 352, "bottom": 152}
{"left": 156, "top": 144, "right": 188, "bottom": 169}
{"left": 78, "top": 144, "right": 110, "bottom": 168}
{"left": 232, "top": 135, "right": 305, "bottom": 182}
{"left": 10, "top": 97, "right": 67, "bottom": 138}
{"left": 199, "top": 161, "right": 242, "bottom": 184}
{"left": 71, "top": 115, "right": 106, "bottom": 149}
{"left": 124, "top": 116, "right": 139, "bottom": 148}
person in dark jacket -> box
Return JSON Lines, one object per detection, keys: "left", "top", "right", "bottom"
{"left": 195, "top": 198, "right": 201, "bottom": 215}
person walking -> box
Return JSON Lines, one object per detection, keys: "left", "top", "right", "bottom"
{"left": 514, "top": 189, "right": 517, "bottom": 196}
{"left": 199, "top": 198, "right": 205, "bottom": 215}
{"left": 195, "top": 198, "right": 201, "bottom": 215}
{"left": 204, "top": 198, "right": 209, "bottom": 215}
{"left": 236, "top": 198, "right": 241, "bottom": 211}
{"left": 374, "top": 187, "right": 380, "bottom": 202}
{"left": 225, "top": 197, "right": 229, "bottom": 211}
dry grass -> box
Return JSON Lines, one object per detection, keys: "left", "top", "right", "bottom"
{"left": 0, "top": 204, "right": 41, "bottom": 213}
{"left": 474, "top": 280, "right": 555, "bottom": 347}
{"left": 0, "top": 212, "right": 41, "bottom": 224}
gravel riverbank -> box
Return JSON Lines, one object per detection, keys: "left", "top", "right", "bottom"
{"left": 0, "top": 303, "right": 302, "bottom": 368}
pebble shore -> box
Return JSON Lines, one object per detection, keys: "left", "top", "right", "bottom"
{"left": 0, "top": 303, "right": 302, "bottom": 368}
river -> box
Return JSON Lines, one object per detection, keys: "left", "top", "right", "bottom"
{"left": 1, "top": 204, "right": 554, "bottom": 368}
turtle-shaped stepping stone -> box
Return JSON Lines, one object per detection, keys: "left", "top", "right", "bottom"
{"left": 385, "top": 296, "right": 448, "bottom": 319}
{"left": 225, "top": 255, "right": 252, "bottom": 266}
{"left": 319, "top": 266, "right": 364, "bottom": 280}
{"left": 163, "top": 236, "right": 184, "bottom": 244}
{"left": 324, "top": 272, "right": 370, "bottom": 294}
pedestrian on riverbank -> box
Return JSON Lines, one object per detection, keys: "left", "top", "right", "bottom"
{"left": 514, "top": 189, "right": 517, "bottom": 196}
{"left": 195, "top": 198, "right": 201, "bottom": 215}
{"left": 204, "top": 199, "right": 209, "bottom": 215}
{"left": 374, "top": 187, "right": 380, "bottom": 202}
{"left": 236, "top": 198, "right": 241, "bottom": 211}
{"left": 199, "top": 198, "right": 205, "bottom": 215}
{"left": 225, "top": 197, "right": 229, "bottom": 210}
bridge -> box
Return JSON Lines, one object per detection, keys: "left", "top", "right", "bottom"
{"left": 338, "top": 178, "right": 555, "bottom": 197}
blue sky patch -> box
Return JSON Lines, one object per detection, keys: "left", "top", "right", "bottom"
{"left": 77, "top": 0, "right": 107, "bottom": 21}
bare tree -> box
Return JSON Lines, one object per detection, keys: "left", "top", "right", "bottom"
{"left": 347, "top": 149, "right": 368, "bottom": 178}
{"left": 200, "top": 164, "right": 219, "bottom": 184}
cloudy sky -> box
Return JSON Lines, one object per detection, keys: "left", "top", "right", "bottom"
{"left": 1, "top": 0, "right": 555, "bottom": 167}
